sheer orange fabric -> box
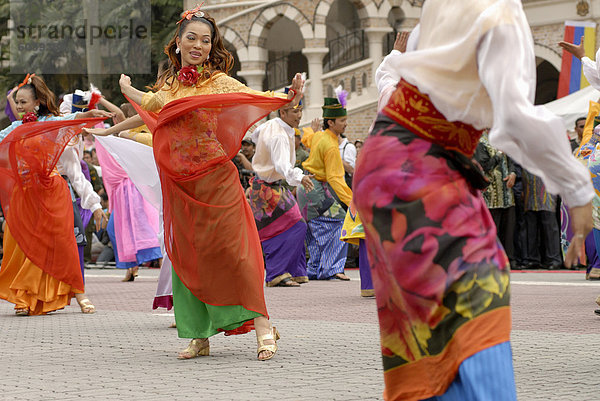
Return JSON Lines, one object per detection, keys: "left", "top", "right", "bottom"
{"left": 129, "top": 93, "right": 289, "bottom": 313}
{"left": 0, "top": 118, "right": 104, "bottom": 291}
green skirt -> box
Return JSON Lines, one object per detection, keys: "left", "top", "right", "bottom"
{"left": 172, "top": 268, "right": 261, "bottom": 338}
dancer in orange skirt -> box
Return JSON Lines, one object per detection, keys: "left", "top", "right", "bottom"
{"left": 0, "top": 74, "right": 109, "bottom": 315}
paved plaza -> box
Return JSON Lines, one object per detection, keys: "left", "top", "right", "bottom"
{"left": 0, "top": 268, "right": 599, "bottom": 400}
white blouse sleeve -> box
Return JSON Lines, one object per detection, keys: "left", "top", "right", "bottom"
{"left": 270, "top": 133, "right": 304, "bottom": 187}
{"left": 58, "top": 142, "right": 102, "bottom": 213}
{"left": 375, "top": 25, "right": 420, "bottom": 110}
{"left": 581, "top": 49, "right": 600, "bottom": 91}
{"left": 478, "top": 24, "right": 594, "bottom": 208}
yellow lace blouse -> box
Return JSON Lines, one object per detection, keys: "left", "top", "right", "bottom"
{"left": 140, "top": 72, "right": 285, "bottom": 175}
{"left": 141, "top": 72, "right": 283, "bottom": 112}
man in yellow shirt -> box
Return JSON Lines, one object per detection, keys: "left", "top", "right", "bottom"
{"left": 297, "top": 97, "right": 353, "bottom": 281}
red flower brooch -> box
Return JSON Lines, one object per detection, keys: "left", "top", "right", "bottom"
{"left": 177, "top": 65, "right": 203, "bottom": 86}
{"left": 21, "top": 112, "right": 38, "bottom": 123}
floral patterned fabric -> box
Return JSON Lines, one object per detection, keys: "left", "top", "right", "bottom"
{"left": 248, "top": 178, "right": 302, "bottom": 241}
{"left": 296, "top": 177, "right": 346, "bottom": 222}
{"left": 353, "top": 116, "right": 511, "bottom": 401}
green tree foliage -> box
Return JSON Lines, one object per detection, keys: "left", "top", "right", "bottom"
{"left": 0, "top": 0, "right": 182, "bottom": 114}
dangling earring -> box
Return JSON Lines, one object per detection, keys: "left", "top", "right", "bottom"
{"left": 206, "top": 54, "right": 209, "bottom": 61}
{"left": 176, "top": 47, "right": 180, "bottom": 54}
{"left": 34, "top": 105, "right": 39, "bottom": 113}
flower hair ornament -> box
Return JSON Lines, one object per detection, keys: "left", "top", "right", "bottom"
{"left": 17, "top": 73, "right": 36, "bottom": 89}
{"left": 177, "top": 2, "right": 205, "bottom": 25}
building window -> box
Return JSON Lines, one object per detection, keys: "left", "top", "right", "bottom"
{"left": 263, "top": 17, "right": 307, "bottom": 91}
{"left": 323, "top": 0, "right": 364, "bottom": 72}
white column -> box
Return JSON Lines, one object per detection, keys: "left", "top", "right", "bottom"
{"left": 301, "top": 47, "right": 329, "bottom": 114}
{"left": 237, "top": 69, "right": 265, "bottom": 90}
{"left": 364, "top": 27, "right": 393, "bottom": 85}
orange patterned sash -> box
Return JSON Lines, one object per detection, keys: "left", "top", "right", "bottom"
{"left": 382, "top": 79, "right": 483, "bottom": 157}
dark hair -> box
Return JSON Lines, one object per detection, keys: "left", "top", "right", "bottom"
{"left": 83, "top": 150, "right": 92, "bottom": 157}
{"left": 153, "top": 11, "right": 233, "bottom": 91}
{"left": 575, "top": 117, "right": 587, "bottom": 126}
{"left": 15, "top": 75, "right": 60, "bottom": 117}
{"left": 120, "top": 103, "right": 137, "bottom": 118}
{"left": 323, "top": 118, "right": 335, "bottom": 131}
{"left": 100, "top": 192, "right": 109, "bottom": 202}
{"left": 354, "top": 140, "right": 363, "bottom": 146}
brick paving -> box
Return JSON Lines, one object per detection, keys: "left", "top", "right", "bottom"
{"left": 0, "top": 268, "right": 599, "bottom": 400}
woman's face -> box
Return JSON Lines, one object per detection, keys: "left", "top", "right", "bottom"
{"left": 176, "top": 21, "right": 212, "bottom": 67}
{"left": 15, "top": 88, "right": 40, "bottom": 115}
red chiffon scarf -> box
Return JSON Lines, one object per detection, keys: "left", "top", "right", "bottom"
{"left": 129, "top": 93, "right": 289, "bottom": 311}
{"left": 0, "top": 118, "right": 105, "bottom": 291}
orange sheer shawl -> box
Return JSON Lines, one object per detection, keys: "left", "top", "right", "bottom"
{"left": 129, "top": 93, "right": 289, "bottom": 313}
{"left": 0, "top": 118, "right": 104, "bottom": 291}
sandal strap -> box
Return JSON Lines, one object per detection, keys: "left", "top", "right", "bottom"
{"left": 257, "top": 344, "right": 277, "bottom": 354}
{"left": 257, "top": 333, "right": 275, "bottom": 344}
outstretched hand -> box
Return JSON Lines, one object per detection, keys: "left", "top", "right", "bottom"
{"left": 87, "top": 109, "right": 114, "bottom": 118}
{"left": 310, "top": 118, "right": 320, "bottom": 132}
{"left": 559, "top": 36, "right": 586, "bottom": 60}
{"left": 393, "top": 31, "right": 410, "bottom": 53}
{"left": 119, "top": 74, "right": 132, "bottom": 91}
{"left": 82, "top": 127, "right": 110, "bottom": 137}
{"left": 287, "top": 73, "right": 305, "bottom": 106}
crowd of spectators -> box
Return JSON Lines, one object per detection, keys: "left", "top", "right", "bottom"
{"left": 475, "top": 121, "right": 587, "bottom": 270}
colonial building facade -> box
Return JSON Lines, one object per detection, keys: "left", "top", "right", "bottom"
{"left": 193, "top": 0, "right": 600, "bottom": 141}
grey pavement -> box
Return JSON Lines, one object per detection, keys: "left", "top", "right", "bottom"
{"left": 0, "top": 268, "right": 599, "bottom": 400}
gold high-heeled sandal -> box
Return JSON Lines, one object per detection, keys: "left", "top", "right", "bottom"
{"left": 177, "top": 338, "right": 210, "bottom": 360}
{"left": 257, "top": 327, "right": 280, "bottom": 361}
{"left": 78, "top": 299, "right": 96, "bottom": 314}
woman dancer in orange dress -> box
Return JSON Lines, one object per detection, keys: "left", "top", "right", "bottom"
{"left": 119, "top": 6, "right": 303, "bottom": 360}
{"left": 0, "top": 75, "right": 110, "bottom": 315}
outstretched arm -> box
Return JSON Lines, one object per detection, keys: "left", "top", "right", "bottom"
{"left": 119, "top": 74, "right": 145, "bottom": 105}
{"left": 558, "top": 37, "right": 585, "bottom": 59}
{"left": 483, "top": 25, "right": 593, "bottom": 266}
{"left": 6, "top": 87, "right": 18, "bottom": 119}
{"left": 559, "top": 36, "right": 600, "bottom": 91}
{"left": 83, "top": 115, "right": 144, "bottom": 137}
{"left": 98, "top": 97, "right": 126, "bottom": 124}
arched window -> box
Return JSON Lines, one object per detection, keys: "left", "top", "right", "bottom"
{"left": 323, "top": 0, "right": 364, "bottom": 72}
{"left": 224, "top": 42, "right": 245, "bottom": 85}
{"left": 535, "top": 58, "right": 559, "bottom": 105}
{"left": 351, "top": 76, "right": 357, "bottom": 92}
{"left": 263, "top": 16, "right": 307, "bottom": 91}
{"left": 385, "top": 7, "right": 406, "bottom": 54}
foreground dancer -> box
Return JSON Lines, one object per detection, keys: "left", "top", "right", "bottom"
{"left": 119, "top": 7, "right": 302, "bottom": 360}
{"left": 0, "top": 75, "right": 108, "bottom": 315}
{"left": 249, "top": 96, "right": 313, "bottom": 287}
{"left": 353, "top": 1, "right": 593, "bottom": 400}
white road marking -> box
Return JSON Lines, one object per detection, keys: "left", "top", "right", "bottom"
{"left": 512, "top": 281, "right": 600, "bottom": 287}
